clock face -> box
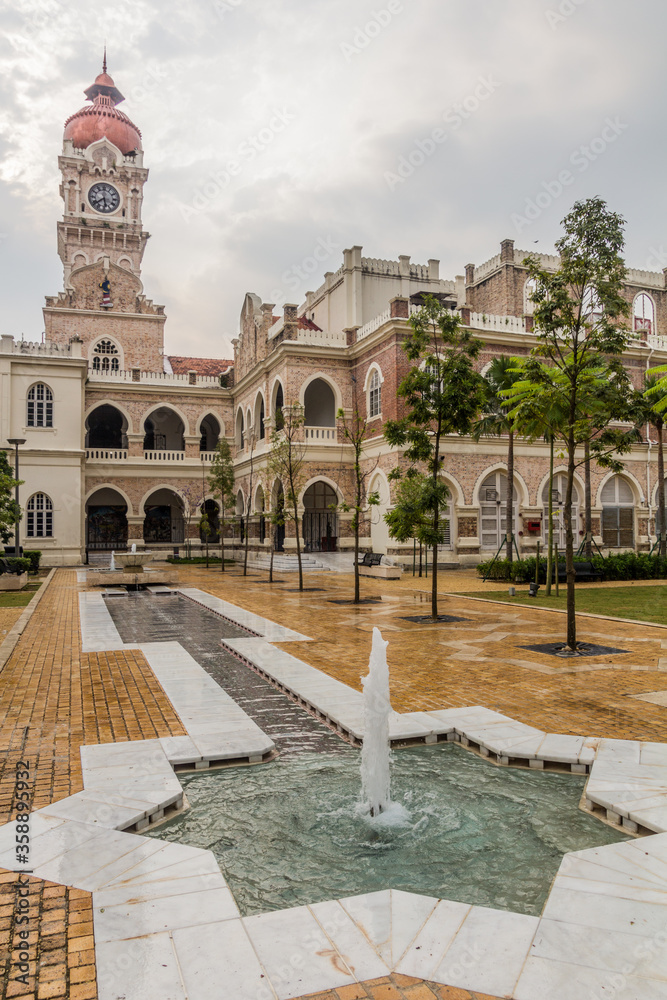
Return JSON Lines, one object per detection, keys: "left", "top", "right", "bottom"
{"left": 88, "top": 182, "right": 120, "bottom": 214}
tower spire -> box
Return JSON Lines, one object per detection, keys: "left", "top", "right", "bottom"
{"left": 103, "top": 45, "right": 107, "bottom": 75}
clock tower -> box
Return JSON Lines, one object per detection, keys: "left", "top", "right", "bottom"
{"left": 44, "top": 55, "right": 166, "bottom": 371}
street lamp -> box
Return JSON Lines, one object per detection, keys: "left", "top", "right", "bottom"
{"left": 6, "top": 438, "right": 26, "bottom": 557}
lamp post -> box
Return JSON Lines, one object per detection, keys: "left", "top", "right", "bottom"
{"left": 6, "top": 438, "right": 26, "bottom": 557}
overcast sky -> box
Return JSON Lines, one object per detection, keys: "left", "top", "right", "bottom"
{"left": 1, "top": 0, "right": 666, "bottom": 359}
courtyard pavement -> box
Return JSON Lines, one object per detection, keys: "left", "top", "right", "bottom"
{"left": 0, "top": 564, "right": 665, "bottom": 999}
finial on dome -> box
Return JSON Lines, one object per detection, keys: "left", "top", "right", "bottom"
{"left": 83, "top": 55, "right": 125, "bottom": 106}
{"left": 103, "top": 45, "right": 107, "bottom": 75}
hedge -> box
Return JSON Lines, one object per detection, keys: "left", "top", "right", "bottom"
{"left": 0, "top": 557, "right": 31, "bottom": 575}
{"left": 23, "top": 550, "right": 41, "bottom": 574}
{"left": 477, "top": 552, "right": 667, "bottom": 583}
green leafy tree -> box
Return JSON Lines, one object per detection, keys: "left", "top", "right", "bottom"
{"left": 336, "top": 407, "right": 380, "bottom": 603}
{"left": 267, "top": 403, "right": 307, "bottom": 591}
{"left": 384, "top": 295, "right": 485, "bottom": 619}
{"left": 643, "top": 373, "right": 667, "bottom": 557}
{"left": 208, "top": 437, "right": 235, "bottom": 572}
{"left": 507, "top": 197, "right": 636, "bottom": 650}
{"left": 473, "top": 356, "right": 525, "bottom": 563}
{"left": 0, "top": 451, "right": 21, "bottom": 546}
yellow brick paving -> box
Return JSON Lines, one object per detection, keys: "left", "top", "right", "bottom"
{"left": 0, "top": 570, "right": 185, "bottom": 1000}
{"left": 2, "top": 565, "right": 666, "bottom": 1000}
{"left": 180, "top": 565, "right": 667, "bottom": 743}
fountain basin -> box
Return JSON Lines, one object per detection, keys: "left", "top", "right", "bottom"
{"left": 113, "top": 550, "right": 155, "bottom": 573}
{"left": 146, "top": 744, "right": 626, "bottom": 917}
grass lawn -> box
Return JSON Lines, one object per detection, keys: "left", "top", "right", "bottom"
{"left": 464, "top": 584, "right": 667, "bottom": 625}
{"left": 0, "top": 581, "right": 42, "bottom": 609}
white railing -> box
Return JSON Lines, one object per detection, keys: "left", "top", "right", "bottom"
{"left": 295, "top": 328, "right": 346, "bottom": 347}
{"left": 143, "top": 450, "right": 185, "bottom": 461}
{"left": 304, "top": 426, "right": 337, "bottom": 443}
{"left": 200, "top": 451, "right": 217, "bottom": 462}
{"left": 87, "top": 369, "right": 225, "bottom": 387}
{"left": 86, "top": 448, "right": 128, "bottom": 461}
{"left": 466, "top": 312, "right": 529, "bottom": 335}
{"left": 3, "top": 340, "right": 73, "bottom": 356}
{"left": 356, "top": 307, "right": 392, "bottom": 342}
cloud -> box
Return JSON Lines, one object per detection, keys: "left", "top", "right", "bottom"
{"left": 2, "top": 0, "right": 667, "bottom": 354}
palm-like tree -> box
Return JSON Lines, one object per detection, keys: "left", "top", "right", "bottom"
{"left": 473, "top": 356, "right": 524, "bottom": 562}
{"left": 644, "top": 372, "right": 667, "bottom": 557}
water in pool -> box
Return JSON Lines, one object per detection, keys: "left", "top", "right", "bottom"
{"left": 147, "top": 743, "right": 626, "bottom": 916}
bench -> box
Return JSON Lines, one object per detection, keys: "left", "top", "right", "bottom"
{"left": 0, "top": 558, "right": 22, "bottom": 575}
{"left": 356, "top": 551, "right": 402, "bottom": 579}
{"left": 539, "top": 560, "right": 602, "bottom": 584}
{"left": 357, "top": 552, "right": 383, "bottom": 567}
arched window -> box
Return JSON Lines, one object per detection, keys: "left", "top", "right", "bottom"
{"left": 582, "top": 286, "right": 602, "bottom": 325}
{"left": 368, "top": 370, "right": 382, "bottom": 418}
{"left": 541, "top": 473, "right": 580, "bottom": 549}
{"left": 27, "top": 493, "right": 53, "bottom": 537}
{"left": 91, "top": 340, "right": 120, "bottom": 372}
{"left": 633, "top": 293, "right": 655, "bottom": 336}
{"left": 27, "top": 384, "right": 53, "bottom": 428}
{"left": 601, "top": 476, "right": 634, "bottom": 548}
{"left": 523, "top": 277, "right": 537, "bottom": 316}
{"left": 274, "top": 383, "right": 284, "bottom": 430}
{"left": 479, "top": 471, "right": 519, "bottom": 550}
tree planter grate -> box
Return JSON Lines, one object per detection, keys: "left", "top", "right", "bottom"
{"left": 519, "top": 641, "right": 630, "bottom": 658}
{"left": 400, "top": 614, "right": 470, "bottom": 624}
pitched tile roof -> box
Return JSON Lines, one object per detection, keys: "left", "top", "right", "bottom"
{"left": 168, "top": 356, "right": 233, "bottom": 376}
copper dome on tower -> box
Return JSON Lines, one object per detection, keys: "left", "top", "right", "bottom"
{"left": 63, "top": 54, "right": 142, "bottom": 156}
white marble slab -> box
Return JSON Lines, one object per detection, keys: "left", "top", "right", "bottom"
{"left": 173, "top": 919, "right": 277, "bottom": 1000}
{"left": 396, "top": 898, "right": 471, "bottom": 979}
{"left": 96, "top": 933, "right": 187, "bottom": 1000}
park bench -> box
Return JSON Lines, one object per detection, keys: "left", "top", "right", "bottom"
{"left": 539, "top": 560, "right": 602, "bottom": 584}
{"left": 357, "top": 551, "right": 401, "bottom": 579}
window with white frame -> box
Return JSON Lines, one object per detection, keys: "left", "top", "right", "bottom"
{"left": 523, "top": 277, "right": 537, "bottom": 315}
{"left": 633, "top": 293, "right": 655, "bottom": 336}
{"left": 91, "top": 339, "right": 120, "bottom": 371}
{"left": 27, "top": 493, "right": 53, "bottom": 537}
{"left": 27, "top": 383, "right": 53, "bottom": 427}
{"left": 368, "top": 369, "right": 382, "bottom": 417}
{"left": 601, "top": 476, "right": 634, "bottom": 548}
{"left": 582, "top": 285, "right": 603, "bottom": 326}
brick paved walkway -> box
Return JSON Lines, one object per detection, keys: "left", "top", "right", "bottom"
{"left": 177, "top": 566, "right": 667, "bottom": 743}
{"left": 0, "top": 571, "right": 185, "bottom": 1000}
{"left": 301, "top": 975, "right": 499, "bottom": 999}
{"left": 1, "top": 565, "right": 665, "bottom": 1000}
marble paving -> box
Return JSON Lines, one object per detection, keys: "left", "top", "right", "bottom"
{"left": 2, "top": 587, "right": 667, "bottom": 998}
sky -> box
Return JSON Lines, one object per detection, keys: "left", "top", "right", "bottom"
{"left": 2, "top": 0, "right": 667, "bottom": 360}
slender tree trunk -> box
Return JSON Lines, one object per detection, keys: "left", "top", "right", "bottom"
{"left": 293, "top": 496, "right": 303, "bottom": 591}
{"left": 546, "top": 436, "right": 554, "bottom": 596}
{"left": 584, "top": 439, "right": 592, "bottom": 560}
{"left": 354, "top": 450, "right": 362, "bottom": 604}
{"left": 506, "top": 430, "right": 514, "bottom": 562}
{"left": 431, "top": 434, "right": 441, "bottom": 620}
{"left": 658, "top": 419, "right": 666, "bottom": 559}
{"left": 565, "top": 425, "right": 577, "bottom": 650}
{"left": 269, "top": 526, "right": 275, "bottom": 583}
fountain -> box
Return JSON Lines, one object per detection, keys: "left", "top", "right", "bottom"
{"left": 109, "top": 551, "right": 116, "bottom": 572}
{"left": 88, "top": 541, "right": 179, "bottom": 588}
{"left": 360, "top": 627, "right": 392, "bottom": 817}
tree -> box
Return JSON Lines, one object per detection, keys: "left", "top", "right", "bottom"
{"left": 336, "top": 406, "right": 380, "bottom": 603}
{"left": 472, "top": 356, "right": 525, "bottom": 563}
{"left": 208, "top": 438, "right": 235, "bottom": 572}
{"left": 267, "top": 403, "right": 307, "bottom": 591}
{"left": 643, "top": 372, "right": 667, "bottom": 557}
{"left": 243, "top": 431, "right": 256, "bottom": 577}
{"left": 0, "top": 451, "right": 21, "bottom": 546}
{"left": 507, "top": 197, "right": 636, "bottom": 650}
{"left": 384, "top": 295, "right": 485, "bottom": 619}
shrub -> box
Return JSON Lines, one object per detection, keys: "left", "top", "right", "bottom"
{"left": 23, "top": 550, "right": 41, "bottom": 574}
{"left": 0, "top": 557, "right": 31, "bottom": 575}
{"left": 478, "top": 551, "right": 667, "bottom": 583}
